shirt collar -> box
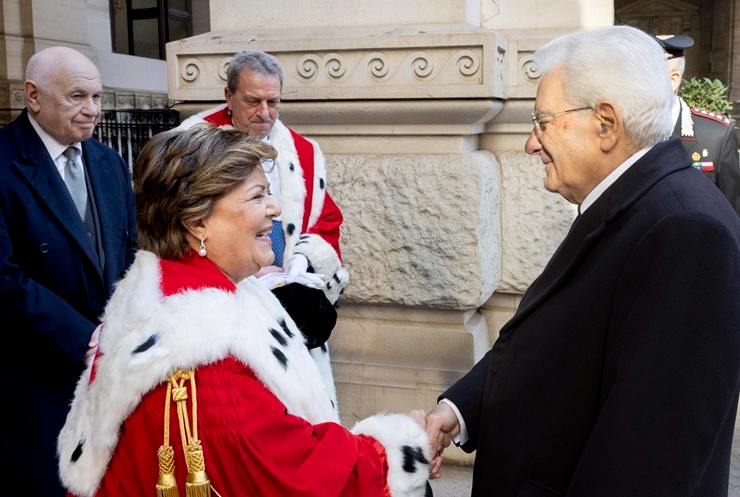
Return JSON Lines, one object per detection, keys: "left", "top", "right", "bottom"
{"left": 579, "top": 145, "right": 652, "bottom": 214}
{"left": 27, "top": 113, "right": 82, "bottom": 161}
{"left": 671, "top": 94, "right": 681, "bottom": 128}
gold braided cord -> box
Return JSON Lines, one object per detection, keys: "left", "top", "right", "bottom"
{"left": 190, "top": 371, "right": 198, "bottom": 441}
{"left": 157, "top": 445, "right": 176, "bottom": 477}
{"left": 156, "top": 381, "right": 180, "bottom": 497}
{"left": 167, "top": 369, "right": 212, "bottom": 497}
{"left": 186, "top": 441, "right": 206, "bottom": 472}
{"left": 163, "top": 381, "right": 173, "bottom": 445}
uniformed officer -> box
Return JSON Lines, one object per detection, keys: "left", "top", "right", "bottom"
{"left": 655, "top": 34, "right": 740, "bottom": 216}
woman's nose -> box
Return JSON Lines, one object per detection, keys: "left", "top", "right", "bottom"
{"left": 267, "top": 196, "right": 281, "bottom": 219}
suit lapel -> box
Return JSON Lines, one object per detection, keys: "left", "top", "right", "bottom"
{"left": 501, "top": 140, "right": 690, "bottom": 334}
{"left": 11, "top": 112, "right": 103, "bottom": 277}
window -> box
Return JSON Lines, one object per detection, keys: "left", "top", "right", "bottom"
{"left": 111, "top": 0, "right": 193, "bottom": 60}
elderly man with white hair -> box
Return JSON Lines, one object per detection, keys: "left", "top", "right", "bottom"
{"left": 425, "top": 26, "right": 740, "bottom": 497}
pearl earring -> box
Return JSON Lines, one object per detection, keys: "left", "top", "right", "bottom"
{"left": 198, "top": 238, "right": 207, "bottom": 257}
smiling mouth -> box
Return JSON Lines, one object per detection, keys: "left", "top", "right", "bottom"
{"left": 257, "top": 225, "right": 273, "bottom": 243}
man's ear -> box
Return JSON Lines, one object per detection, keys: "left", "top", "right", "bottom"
{"left": 594, "top": 101, "right": 621, "bottom": 153}
{"left": 224, "top": 87, "right": 233, "bottom": 108}
{"left": 669, "top": 68, "right": 682, "bottom": 93}
{"left": 24, "top": 80, "right": 41, "bottom": 114}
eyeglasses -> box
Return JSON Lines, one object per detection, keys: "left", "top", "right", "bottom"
{"left": 531, "top": 107, "right": 592, "bottom": 136}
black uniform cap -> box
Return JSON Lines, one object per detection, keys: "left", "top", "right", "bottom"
{"left": 654, "top": 34, "right": 695, "bottom": 59}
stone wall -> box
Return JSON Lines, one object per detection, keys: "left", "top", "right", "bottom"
{"left": 330, "top": 151, "right": 500, "bottom": 309}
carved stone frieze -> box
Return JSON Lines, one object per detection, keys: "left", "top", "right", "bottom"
{"left": 115, "top": 93, "right": 135, "bottom": 109}
{"left": 11, "top": 87, "right": 24, "bottom": 107}
{"left": 134, "top": 94, "right": 153, "bottom": 109}
{"left": 102, "top": 92, "right": 116, "bottom": 110}
{"left": 167, "top": 27, "right": 506, "bottom": 101}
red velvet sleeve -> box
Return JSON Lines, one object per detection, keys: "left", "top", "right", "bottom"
{"left": 307, "top": 193, "right": 344, "bottom": 261}
{"left": 95, "top": 357, "right": 389, "bottom": 497}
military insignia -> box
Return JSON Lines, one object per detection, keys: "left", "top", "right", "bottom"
{"left": 691, "top": 161, "right": 715, "bottom": 172}
{"left": 690, "top": 107, "right": 733, "bottom": 127}
{"left": 691, "top": 152, "right": 701, "bottom": 161}
{"left": 702, "top": 148, "right": 709, "bottom": 158}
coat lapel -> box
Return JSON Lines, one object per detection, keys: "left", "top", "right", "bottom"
{"left": 11, "top": 113, "right": 103, "bottom": 277}
{"left": 501, "top": 140, "right": 690, "bottom": 334}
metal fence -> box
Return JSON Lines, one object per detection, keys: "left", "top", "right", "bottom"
{"left": 94, "top": 109, "right": 180, "bottom": 171}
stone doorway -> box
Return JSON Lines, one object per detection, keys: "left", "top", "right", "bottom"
{"left": 614, "top": 0, "right": 735, "bottom": 100}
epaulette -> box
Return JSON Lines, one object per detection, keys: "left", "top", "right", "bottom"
{"left": 690, "top": 108, "right": 733, "bottom": 127}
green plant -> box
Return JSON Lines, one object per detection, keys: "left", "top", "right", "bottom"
{"left": 679, "top": 77, "right": 733, "bottom": 116}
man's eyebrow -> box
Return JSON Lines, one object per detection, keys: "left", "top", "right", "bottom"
{"left": 243, "top": 93, "right": 280, "bottom": 100}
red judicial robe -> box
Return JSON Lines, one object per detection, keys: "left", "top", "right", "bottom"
{"left": 59, "top": 251, "right": 430, "bottom": 497}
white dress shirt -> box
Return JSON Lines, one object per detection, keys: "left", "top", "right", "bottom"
{"left": 261, "top": 133, "right": 282, "bottom": 216}
{"left": 579, "top": 146, "right": 651, "bottom": 213}
{"left": 27, "top": 113, "right": 84, "bottom": 181}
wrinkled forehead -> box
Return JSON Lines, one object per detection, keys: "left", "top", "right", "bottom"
{"left": 235, "top": 69, "right": 281, "bottom": 94}
{"left": 43, "top": 59, "right": 101, "bottom": 92}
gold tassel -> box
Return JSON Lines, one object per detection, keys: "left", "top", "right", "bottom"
{"left": 156, "top": 381, "right": 180, "bottom": 497}
{"left": 185, "top": 440, "right": 211, "bottom": 497}
{"left": 156, "top": 445, "right": 180, "bottom": 497}
{"left": 170, "top": 370, "right": 214, "bottom": 497}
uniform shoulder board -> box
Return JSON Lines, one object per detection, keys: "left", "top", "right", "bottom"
{"left": 690, "top": 107, "right": 733, "bottom": 127}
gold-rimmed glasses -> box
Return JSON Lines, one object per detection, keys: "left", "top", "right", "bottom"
{"left": 531, "top": 107, "right": 592, "bottom": 138}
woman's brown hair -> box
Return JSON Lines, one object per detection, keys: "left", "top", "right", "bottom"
{"left": 134, "top": 125, "right": 277, "bottom": 259}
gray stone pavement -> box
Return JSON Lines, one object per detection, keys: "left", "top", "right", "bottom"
{"left": 431, "top": 405, "right": 740, "bottom": 497}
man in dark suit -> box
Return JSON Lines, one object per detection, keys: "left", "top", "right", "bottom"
{"left": 426, "top": 26, "right": 740, "bottom": 497}
{"left": 657, "top": 34, "right": 740, "bottom": 217}
{"left": 0, "top": 46, "right": 136, "bottom": 495}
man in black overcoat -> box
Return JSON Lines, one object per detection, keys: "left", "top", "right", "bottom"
{"left": 426, "top": 26, "right": 740, "bottom": 497}
{"left": 0, "top": 47, "right": 137, "bottom": 495}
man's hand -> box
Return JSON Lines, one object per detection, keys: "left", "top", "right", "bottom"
{"left": 407, "top": 409, "right": 444, "bottom": 480}
{"left": 425, "top": 402, "right": 460, "bottom": 459}
{"left": 257, "top": 254, "right": 325, "bottom": 290}
{"left": 85, "top": 323, "right": 103, "bottom": 365}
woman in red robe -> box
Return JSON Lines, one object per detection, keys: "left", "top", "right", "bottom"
{"left": 58, "top": 126, "right": 433, "bottom": 497}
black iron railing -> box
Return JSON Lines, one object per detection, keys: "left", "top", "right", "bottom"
{"left": 94, "top": 109, "right": 180, "bottom": 170}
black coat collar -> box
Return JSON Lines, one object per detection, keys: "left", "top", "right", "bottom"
{"left": 501, "top": 139, "right": 690, "bottom": 333}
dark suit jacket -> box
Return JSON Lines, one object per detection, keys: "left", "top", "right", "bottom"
{"left": 444, "top": 139, "right": 740, "bottom": 497}
{"left": 0, "top": 111, "right": 136, "bottom": 496}
{"left": 673, "top": 105, "right": 740, "bottom": 217}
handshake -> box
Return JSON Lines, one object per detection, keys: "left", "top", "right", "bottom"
{"left": 408, "top": 402, "right": 462, "bottom": 480}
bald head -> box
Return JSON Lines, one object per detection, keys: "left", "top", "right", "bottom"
{"left": 24, "top": 46, "right": 102, "bottom": 144}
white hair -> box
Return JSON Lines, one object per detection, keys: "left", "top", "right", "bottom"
{"left": 535, "top": 25, "right": 674, "bottom": 149}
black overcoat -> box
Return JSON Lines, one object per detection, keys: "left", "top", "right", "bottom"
{"left": 444, "top": 139, "right": 740, "bottom": 497}
{"left": 0, "top": 111, "right": 137, "bottom": 496}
